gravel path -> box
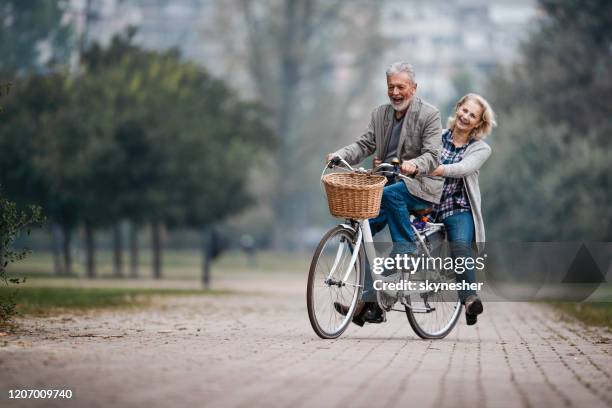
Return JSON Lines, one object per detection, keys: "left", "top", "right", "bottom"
{"left": 1, "top": 272, "right": 611, "bottom": 408}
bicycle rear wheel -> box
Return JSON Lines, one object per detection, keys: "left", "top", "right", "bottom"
{"left": 307, "top": 225, "right": 363, "bottom": 339}
{"left": 405, "top": 268, "right": 462, "bottom": 339}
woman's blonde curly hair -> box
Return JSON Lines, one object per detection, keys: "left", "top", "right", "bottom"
{"left": 447, "top": 93, "right": 497, "bottom": 140}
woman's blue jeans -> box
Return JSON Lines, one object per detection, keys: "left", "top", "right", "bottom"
{"left": 442, "top": 211, "right": 477, "bottom": 303}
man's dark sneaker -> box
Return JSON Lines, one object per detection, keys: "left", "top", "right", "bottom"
{"left": 465, "top": 294, "right": 484, "bottom": 316}
{"left": 465, "top": 312, "right": 477, "bottom": 326}
{"left": 361, "top": 302, "right": 386, "bottom": 324}
{"left": 333, "top": 301, "right": 385, "bottom": 326}
{"left": 334, "top": 301, "right": 365, "bottom": 327}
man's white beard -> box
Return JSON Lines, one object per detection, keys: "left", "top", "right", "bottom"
{"left": 389, "top": 97, "right": 410, "bottom": 112}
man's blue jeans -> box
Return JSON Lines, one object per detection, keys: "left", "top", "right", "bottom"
{"left": 442, "top": 211, "right": 477, "bottom": 303}
{"left": 362, "top": 181, "right": 431, "bottom": 302}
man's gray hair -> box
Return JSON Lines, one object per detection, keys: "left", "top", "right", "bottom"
{"left": 386, "top": 62, "right": 416, "bottom": 83}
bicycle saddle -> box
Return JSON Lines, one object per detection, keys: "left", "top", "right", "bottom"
{"left": 410, "top": 208, "right": 433, "bottom": 216}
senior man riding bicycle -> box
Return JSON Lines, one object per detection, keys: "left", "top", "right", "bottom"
{"left": 326, "top": 61, "right": 443, "bottom": 326}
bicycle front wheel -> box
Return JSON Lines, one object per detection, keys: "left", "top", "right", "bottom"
{"left": 307, "top": 225, "right": 364, "bottom": 339}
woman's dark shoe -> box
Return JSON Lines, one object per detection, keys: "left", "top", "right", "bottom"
{"left": 465, "top": 294, "right": 483, "bottom": 316}
{"left": 465, "top": 312, "right": 477, "bottom": 326}
{"left": 464, "top": 294, "right": 483, "bottom": 326}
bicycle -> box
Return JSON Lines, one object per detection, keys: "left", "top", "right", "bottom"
{"left": 307, "top": 158, "right": 462, "bottom": 339}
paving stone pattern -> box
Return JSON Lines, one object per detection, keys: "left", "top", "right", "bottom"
{"left": 0, "top": 273, "right": 611, "bottom": 408}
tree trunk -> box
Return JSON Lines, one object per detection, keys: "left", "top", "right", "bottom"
{"left": 201, "top": 227, "right": 211, "bottom": 289}
{"left": 84, "top": 223, "right": 95, "bottom": 278}
{"left": 50, "top": 223, "right": 64, "bottom": 275}
{"left": 271, "top": 0, "right": 309, "bottom": 250}
{"left": 129, "top": 222, "right": 139, "bottom": 278}
{"left": 112, "top": 223, "right": 123, "bottom": 278}
{"left": 151, "top": 221, "right": 162, "bottom": 279}
{"left": 61, "top": 225, "right": 73, "bottom": 276}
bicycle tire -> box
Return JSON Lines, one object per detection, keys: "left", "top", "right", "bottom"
{"left": 405, "top": 295, "right": 462, "bottom": 339}
{"left": 405, "top": 234, "right": 462, "bottom": 339}
{"left": 307, "top": 225, "right": 364, "bottom": 339}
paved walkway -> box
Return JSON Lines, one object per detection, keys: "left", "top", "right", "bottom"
{"left": 1, "top": 272, "right": 611, "bottom": 408}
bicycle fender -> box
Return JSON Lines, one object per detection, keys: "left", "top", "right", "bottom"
{"left": 338, "top": 223, "right": 357, "bottom": 234}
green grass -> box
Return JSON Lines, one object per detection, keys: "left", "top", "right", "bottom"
{"left": 0, "top": 286, "right": 227, "bottom": 316}
{"left": 553, "top": 303, "right": 612, "bottom": 329}
{"left": 1, "top": 249, "right": 310, "bottom": 322}
{"left": 6, "top": 249, "right": 310, "bottom": 279}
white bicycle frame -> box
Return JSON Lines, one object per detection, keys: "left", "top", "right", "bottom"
{"left": 323, "top": 219, "right": 370, "bottom": 286}
{"left": 316, "top": 158, "right": 463, "bottom": 339}
{"left": 323, "top": 158, "right": 446, "bottom": 309}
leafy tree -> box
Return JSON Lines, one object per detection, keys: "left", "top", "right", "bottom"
{"left": 0, "top": 29, "right": 275, "bottom": 281}
{"left": 82, "top": 34, "right": 274, "bottom": 278}
{"left": 483, "top": 0, "right": 612, "bottom": 241}
{"left": 0, "top": 72, "right": 80, "bottom": 274}
{"left": 210, "top": 0, "right": 383, "bottom": 248}
{"left": 0, "top": 0, "right": 73, "bottom": 74}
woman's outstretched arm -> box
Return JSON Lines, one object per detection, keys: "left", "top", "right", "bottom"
{"left": 432, "top": 143, "right": 492, "bottom": 178}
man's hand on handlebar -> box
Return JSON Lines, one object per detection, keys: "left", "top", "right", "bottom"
{"left": 371, "top": 158, "right": 416, "bottom": 179}
{"left": 325, "top": 154, "right": 417, "bottom": 176}
{"left": 401, "top": 161, "right": 418, "bottom": 176}
{"left": 326, "top": 153, "right": 342, "bottom": 168}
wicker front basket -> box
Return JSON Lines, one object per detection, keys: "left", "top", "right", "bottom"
{"left": 322, "top": 172, "right": 387, "bottom": 219}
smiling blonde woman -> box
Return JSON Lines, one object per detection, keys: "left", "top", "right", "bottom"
{"left": 430, "top": 93, "right": 497, "bottom": 326}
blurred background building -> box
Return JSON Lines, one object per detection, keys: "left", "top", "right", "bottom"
{"left": 377, "top": 0, "right": 538, "bottom": 104}
{"left": 67, "top": 0, "right": 537, "bottom": 107}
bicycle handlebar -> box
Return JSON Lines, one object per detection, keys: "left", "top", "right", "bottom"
{"left": 372, "top": 162, "right": 415, "bottom": 180}
{"left": 327, "top": 156, "right": 359, "bottom": 172}
{"left": 325, "top": 156, "right": 414, "bottom": 179}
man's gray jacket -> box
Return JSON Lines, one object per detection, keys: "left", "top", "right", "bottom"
{"left": 333, "top": 96, "right": 444, "bottom": 204}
